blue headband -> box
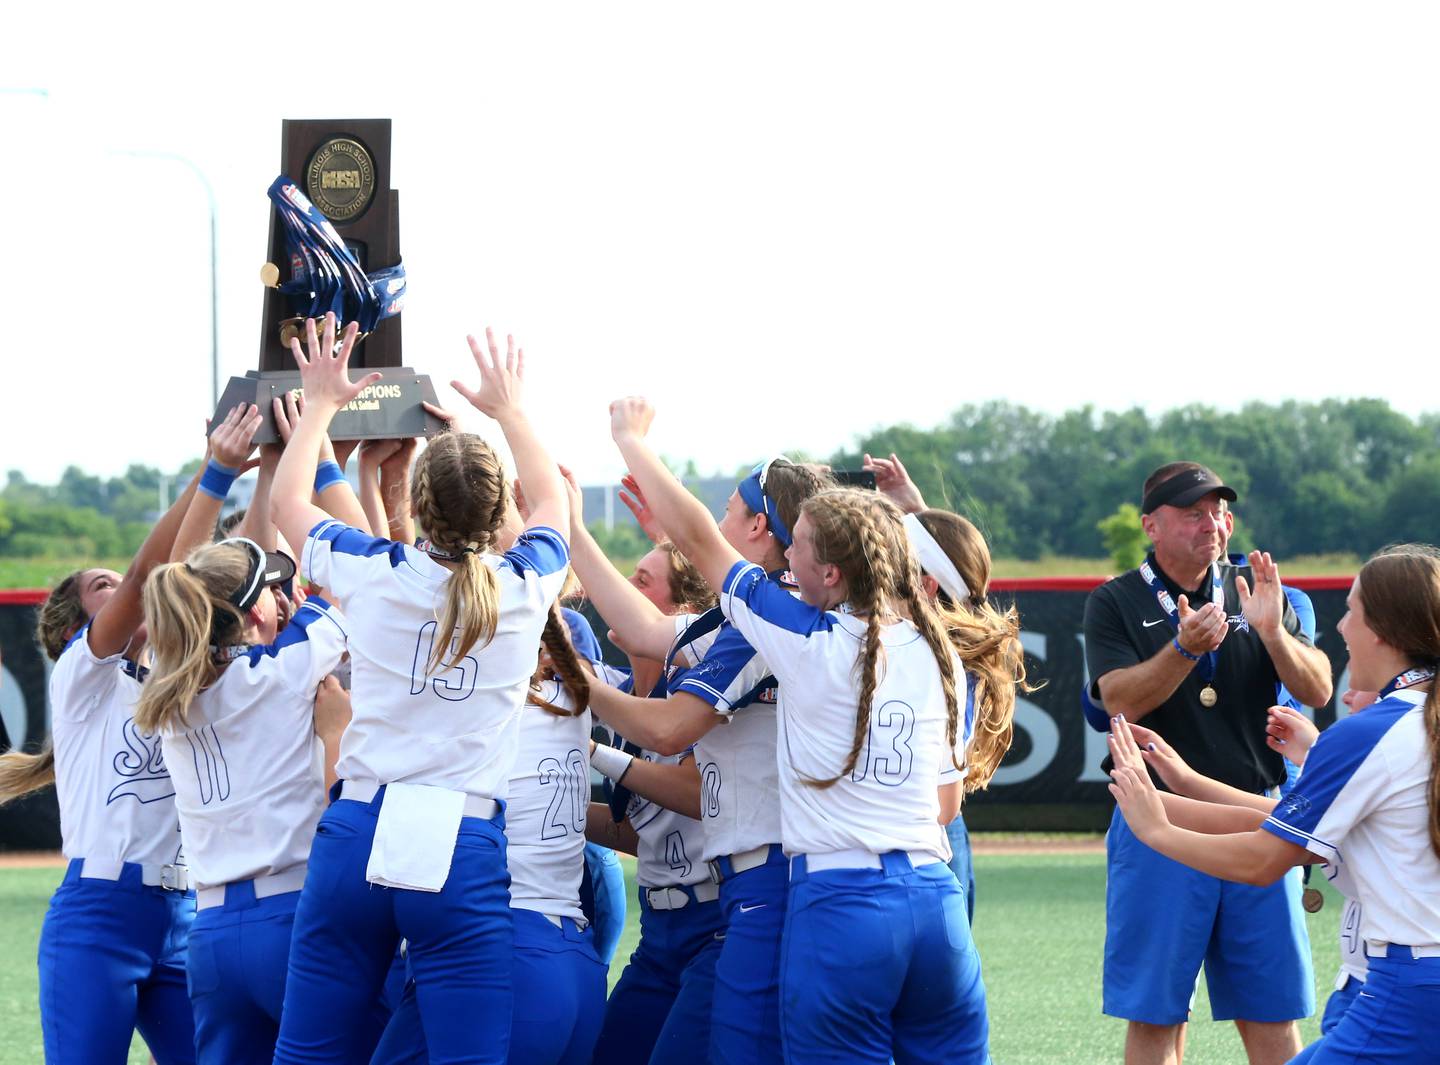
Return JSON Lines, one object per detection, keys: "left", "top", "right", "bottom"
{"left": 737, "top": 458, "right": 792, "bottom": 547}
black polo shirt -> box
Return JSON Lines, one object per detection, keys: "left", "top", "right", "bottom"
{"left": 1083, "top": 553, "right": 1310, "bottom": 793}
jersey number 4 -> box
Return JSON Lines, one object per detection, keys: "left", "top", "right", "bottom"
{"left": 410, "top": 622, "right": 480, "bottom": 702}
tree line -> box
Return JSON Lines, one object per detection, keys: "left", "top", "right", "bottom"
{"left": 4, "top": 398, "right": 1438, "bottom": 565}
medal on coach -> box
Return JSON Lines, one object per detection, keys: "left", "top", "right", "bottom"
{"left": 1140, "top": 559, "right": 1224, "bottom": 708}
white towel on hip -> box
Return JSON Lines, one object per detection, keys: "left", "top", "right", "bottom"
{"left": 365, "top": 782, "right": 467, "bottom": 892}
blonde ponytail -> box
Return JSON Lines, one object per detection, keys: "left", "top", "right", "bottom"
{"left": 410, "top": 431, "right": 514, "bottom": 677}
{"left": 134, "top": 544, "right": 250, "bottom": 734}
{"left": 429, "top": 552, "right": 501, "bottom": 675}
{"left": 0, "top": 743, "right": 56, "bottom": 805}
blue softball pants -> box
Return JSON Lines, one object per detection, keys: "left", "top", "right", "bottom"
{"left": 38, "top": 859, "right": 196, "bottom": 1065}
{"left": 591, "top": 884, "right": 725, "bottom": 1065}
{"left": 781, "top": 855, "right": 989, "bottom": 1065}
{"left": 271, "top": 789, "right": 512, "bottom": 1065}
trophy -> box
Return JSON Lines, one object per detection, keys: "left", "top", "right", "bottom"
{"left": 213, "top": 119, "right": 443, "bottom": 441}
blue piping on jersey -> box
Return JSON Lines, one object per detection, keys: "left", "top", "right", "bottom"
{"left": 244, "top": 598, "right": 346, "bottom": 666}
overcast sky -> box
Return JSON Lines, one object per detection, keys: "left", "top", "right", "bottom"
{"left": 5, "top": 3, "right": 1438, "bottom": 486}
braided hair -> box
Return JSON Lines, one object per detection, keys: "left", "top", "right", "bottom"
{"left": 799, "top": 488, "right": 960, "bottom": 787}
{"left": 410, "top": 433, "right": 510, "bottom": 675}
{"left": 530, "top": 603, "right": 592, "bottom": 717}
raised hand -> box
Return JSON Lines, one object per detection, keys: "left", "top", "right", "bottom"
{"left": 863, "top": 452, "right": 927, "bottom": 514}
{"left": 609, "top": 397, "right": 655, "bottom": 442}
{"left": 210, "top": 404, "right": 263, "bottom": 469}
{"left": 1265, "top": 705, "right": 1320, "bottom": 762}
{"left": 271, "top": 391, "right": 338, "bottom": 465}
{"left": 1176, "top": 594, "right": 1228, "bottom": 654}
{"left": 1236, "top": 550, "right": 1285, "bottom": 637}
{"left": 1125, "top": 721, "right": 1195, "bottom": 794}
{"left": 287, "top": 313, "right": 380, "bottom": 410}
{"left": 454, "top": 328, "right": 525, "bottom": 421}
{"left": 557, "top": 465, "right": 585, "bottom": 528}
{"left": 358, "top": 438, "right": 402, "bottom": 468}
{"left": 422, "top": 401, "right": 460, "bottom": 433}
{"left": 619, "top": 473, "right": 663, "bottom": 543}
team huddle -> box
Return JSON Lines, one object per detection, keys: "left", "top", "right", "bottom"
{"left": 0, "top": 314, "right": 1437, "bottom": 1065}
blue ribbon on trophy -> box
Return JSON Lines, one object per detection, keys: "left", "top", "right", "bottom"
{"left": 264, "top": 176, "right": 407, "bottom": 340}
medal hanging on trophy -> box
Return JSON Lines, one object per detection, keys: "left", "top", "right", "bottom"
{"left": 1199, "top": 685, "right": 1219, "bottom": 708}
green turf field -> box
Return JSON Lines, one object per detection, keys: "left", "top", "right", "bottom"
{"left": 0, "top": 851, "right": 1341, "bottom": 1064}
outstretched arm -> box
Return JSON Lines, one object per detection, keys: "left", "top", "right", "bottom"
{"left": 270, "top": 314, "right": 383, "bottom": 554}
{"left": 557, "top": 465, "right": 678, "bottom": 662}
{"left": 271, "top": 383, "right": 372, "bottom": 536}
{"left": 591, "top": 746, "right": 702, "bottom": 820}
{"left": 587, "top": 683, "right": 720, "bottom": 756}
{"left": 172, "top": 404, "right": 263, "bottom": 562}
{"left": 586, "top": 804, "right": 639, "bottom": 856}
{"left": 452, "top": 329, "right": 568, "bottom": 541}
{"left": 609, "top": 397, "right": 741, "bottom": 595}
{"left": 1108, "top": 717, "right": 1311, "bottom": 885}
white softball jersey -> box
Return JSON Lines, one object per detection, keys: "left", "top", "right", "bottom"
{"left": 159, "top": 597, "right": 347, "bottom": 891}
{"left": 49, "top": 626, "right": 183, "bottom": 868}
{"left": 593, "top": 648, "right": 711, "bottom": 890}
{"left": 301, "top": 520, "right": 569, "bottom": 800}
{"left": 1265, "top": 689, "right": 1440, "bottom": 949}
{"left": 669, "top": 605, "right": 783, "bottom": 863}
{"left": 504, "top": 679, "right": 591, "bottom": 924}
{"left": 719, "top": 561, "right": 968, "bottom": 862}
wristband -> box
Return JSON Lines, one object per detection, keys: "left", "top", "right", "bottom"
{"left": 198, "top": 459, "right": 239, "bottom": 501}
{"left": 1171, "top": 637, "right": 1201, "bottom": 662}
{"left": 314, "top": 461, "right": 346, "bottom": 493}
{"left": 590, "top": 743, "right": 635, "bottom": 783}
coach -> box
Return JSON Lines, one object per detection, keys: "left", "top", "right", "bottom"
{"left": 1083, "top": 462, "right": 1333, "bottom": 1065}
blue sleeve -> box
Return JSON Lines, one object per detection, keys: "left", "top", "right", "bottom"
{"left": 302, "top": 519, "right": 406, "bottom": 596}
{"left": 1262, "top": 702, "right": 1407, "bottom": 863}
{"left": 670, "top": 623, "right": 775, "bottom": 713}
{"left": 502, "top": 526, "right": 570, "bottom": 578}
{"left": 1282, "top": 586, "right": 1316, "bottom": 642}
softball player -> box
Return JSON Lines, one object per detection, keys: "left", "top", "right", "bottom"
{"left": 135, "top": 535, "right": 348, "bottom": 1064}
{"left": 570, "top": 462, "right": 831, "bottom": 1065}
{"left": 1109, "top": 543, "right": 1440, "bottom": 1064}
{"left": 0, "top": 460, "right": 210, "bottom": 1064}
{"left": 268, "top": 317, "right": 571, "bottom": 1065}
{"left": 609, "top": 397, "right": 990, "bottom": 1064}
{"left": 371, "top": 615, "right": 607, "bottom": 1065}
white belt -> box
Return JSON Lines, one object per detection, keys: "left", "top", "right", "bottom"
{"left": 644, "top": 880, "right": 721, "bottom": 911}
{"left": 340, "top": 779, "right": 499, "bottom": 820}
{"left": 1366, "top": 941, "right": 1440, "bottom": 959}
{"left": 196, "top": 864, "right": 309, "bottom": 911}
{"left": 797, "top": 848, "right": 937, "bottom": 873}
{"left": 79, "top": 858, "right": 190, "bottom": 892}
{"left": 708, "top": 843, "right": 781, "bottom": 883}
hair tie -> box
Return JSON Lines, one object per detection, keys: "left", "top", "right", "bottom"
{"left": 901, "top": 513, "right": 970, "bottom": 604}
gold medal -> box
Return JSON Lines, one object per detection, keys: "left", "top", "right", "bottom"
{"left": 1302, "top": 887, "right": 1324, "bottom": 913}
{"left": 1199, "top": 685, "right": 1218, "bottom": 708}
{"left": 259, "top": 262, "right": 281, "bottom": 288}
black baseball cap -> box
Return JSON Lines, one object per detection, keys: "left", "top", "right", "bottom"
{"left": 217, "top": 537, "right": 297, "bottom": 612}
{"left": 1140, "top": 464, "right": 1237, "bottom": 515}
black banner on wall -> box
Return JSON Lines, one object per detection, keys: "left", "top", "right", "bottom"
{"left": 0, "top": 578, "right": 1356, "bottom": 847}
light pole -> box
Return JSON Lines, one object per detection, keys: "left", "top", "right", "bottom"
{"left": 111, "top": 149, "right": 220, "bottom": 408}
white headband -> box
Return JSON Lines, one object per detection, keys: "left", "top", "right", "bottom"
{"left": 902, "top": 513, "right": 971, "bottom": 604}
